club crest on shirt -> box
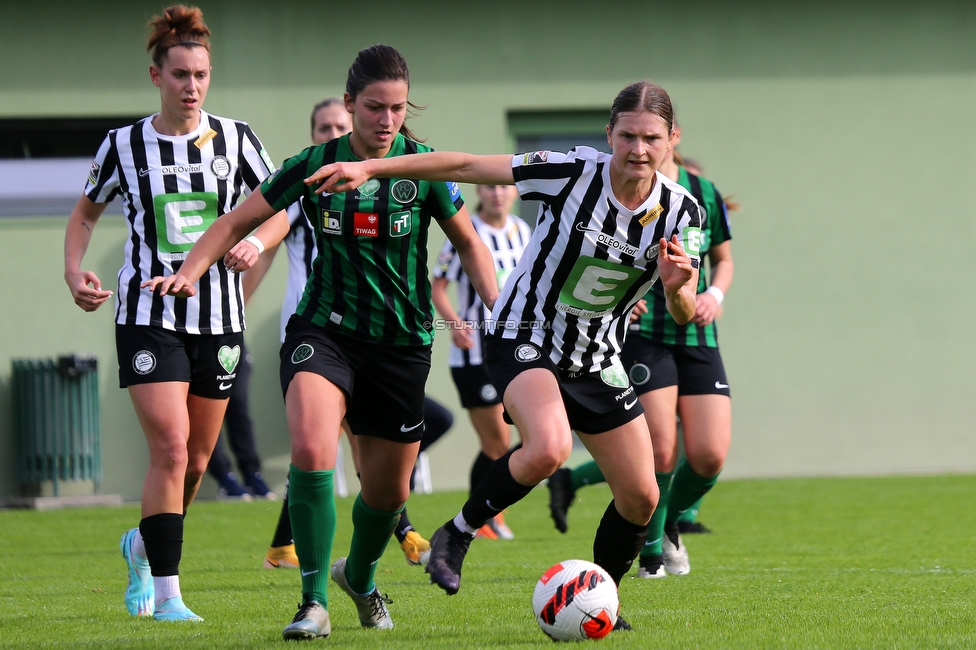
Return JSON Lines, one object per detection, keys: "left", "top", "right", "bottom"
{"left": 391, "top": 179, "right": 418, "bottom": 204}
{"left": 642, "top": 243, "right": 660, "bottom": 263}
{"left": 522, "top": 151, "right": 549, "bottom": 165}
{"left": 210, "top": 155, "right": 230, "bottom": 180}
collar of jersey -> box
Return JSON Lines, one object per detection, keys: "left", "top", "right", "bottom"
{"left": 144, "top": 110, "right": 211, "bottom": 141}
{"left": 337, "top": 131, "right": 406, "bottom": 162}
{"left": 602, "top": 162, "right": 663, "bottom": 217}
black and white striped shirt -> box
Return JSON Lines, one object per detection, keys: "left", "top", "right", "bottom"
{"left": 489, "top": 147, "right": 704, "bottom": 373}
{"left": 280, "top": 198, "right": 318, "bottom": 341}
{"left": 433, "top": 212, "right": 532, "bottom": 367}
{"left": 84, "top": 111, "right": 275, "bottom": 335}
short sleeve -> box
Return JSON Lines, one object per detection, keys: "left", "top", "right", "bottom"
{"left": 510, "top": 149, "right": 579, "bottom": 203}
{"left": 261, "top": 147, "right": 314, "bottom": 212}
{"left": 423, "top": 179, "right": 464, "bottom": 221}
{"left": 432, "top": 237, "right": 461, "bottom": 281}
{"left": 237, "top": 123, "right": 276, "bottom": 196}
{"left": 84, "top": 133, "right": 121, "bottom": 204}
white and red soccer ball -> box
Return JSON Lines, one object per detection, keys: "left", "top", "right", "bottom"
{"left": 532, "top": 559, "right": 618, "bottom": 641}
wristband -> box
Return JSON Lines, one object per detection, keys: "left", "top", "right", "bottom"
{"left": 245, "top": 235, "right": 265, "bottom": 255}
{"left": 704, "top": 285, "right": 724, "bottom": 305}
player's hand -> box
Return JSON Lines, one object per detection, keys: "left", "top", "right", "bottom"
{"left": 451, "top": 321, "right": 475, "bottom": 349}
{"left": 305, "top": 161, "right": 370, "bottom": 195}
{"left": 223, "top": 240, "right": 260, "bottom": 272}
{"left": 692, "top": 293, "right": 722, "bottom": 325}
{"left": 629, "top": 298, "right": 648, "bottom": 323}
{"left": 65, "top": 269, "right": 113, "bottom": 312}
{"left": 141, "top": 274, "right": 197, "bottom": 298}
{"left": 658, "top": 235, "right": 694, "bottom": 294}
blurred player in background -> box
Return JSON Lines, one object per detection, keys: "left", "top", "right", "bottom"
{"left": 432, "top": 183, "right": 531, "bottom": 540}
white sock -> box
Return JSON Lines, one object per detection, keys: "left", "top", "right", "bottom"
{"left": 453, "top": 512, "right": 478, "bottom": 536}
{"left": 154, "top": 575, "right": 181, "bottom": 606}
{"left": 132, "top": 528, "right": 147, "bottom": 561}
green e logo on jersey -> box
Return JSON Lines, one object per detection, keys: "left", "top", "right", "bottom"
{"left": 557, "top": 256, "right": 645, "bottom": 317}
{"left": 154, "top": 192, "right": 219, "bottom": 253}
{"left": 683, "top": 227, "right": 704, "bottom": 258}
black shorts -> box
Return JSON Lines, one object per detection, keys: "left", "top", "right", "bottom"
{"left": 279, "top": 315, "right": 432, "bottom": 443}
{"left": 116, "top": 324, "right": 244, "bottom": 399}
{"left": 621, "top": 335, "right": 730, "bottom": 397}
{"left": 483, "top": 336, "right": 643, "bottom": 435}
{"left": 450, "top": 364, "right": 502, "bottom": 409}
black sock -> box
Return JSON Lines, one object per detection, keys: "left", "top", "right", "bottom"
{"left": 394, "top": 508, "right": 414, "bottom": 542}
{"left": 592, "top": 500, "right": 648, "bottom": 585}
{"left": 140, "top": 513, "right": 184, "bottom": 577}
{"left": 461, "top": 449, "right": 533, "bottom": 529}
{"left": 469, "top": 451, "right": 494, "bottom": 497}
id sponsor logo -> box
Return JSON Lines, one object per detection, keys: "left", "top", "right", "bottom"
{"left": 389, "top": 210, "right": 411, "bottom": 237}
{"left": 322, "top": 209, "right": 342, "bottom": 235}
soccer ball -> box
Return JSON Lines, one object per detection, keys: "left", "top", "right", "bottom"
{"left": 532, "top": 559, "right": 618, "bottom": 641}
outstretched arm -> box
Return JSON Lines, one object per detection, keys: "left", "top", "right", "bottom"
{"left": 305, "top": 152, "right": 515, "bottom": 195}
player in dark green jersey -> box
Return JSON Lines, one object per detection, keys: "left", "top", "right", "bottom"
{"left": 145, "top": 44, "right": 498, "bottom": 640}
{"left": 547, "top": 124, "right": 735, "bottom": 579}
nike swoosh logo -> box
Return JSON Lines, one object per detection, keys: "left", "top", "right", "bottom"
{"left": 400, "top": 421, "right": 423, "bottom": 433}
{"left": 624, "top": 398, "right": 638, "bottom": 410}
{"left": 301, "top": 569, "right": 318, "bottom": 577}
{"left": 219, "top": 382, "right": 233, "bottom": 391}
{"left": 644, "top": 538, "right": 661, "bottom": 547}
{"left": 138, "top": 167, "right": 155, "bottom": 177}
{"left": 715, "top": 381, "right": 729, "bottom": 389}
{"left": 575, "top": 222, "right": 602, "bottom": 234}
{"left": 486, "top": 500, "right": 502, "bottom": 512}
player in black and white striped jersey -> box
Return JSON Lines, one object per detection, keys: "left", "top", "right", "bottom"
{"left": 432, "top": 184, "right": 531, "bottom": 539}
{"left": 63, "top": 5, "right": 283, "bottom": 623}
{"left": 307, "top": 81, "right": 702, "bottom": 630}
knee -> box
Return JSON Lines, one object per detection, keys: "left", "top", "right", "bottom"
{"left": 617, "top": 481, "right": 658, "bottom": 525}
{"left": 290, "top": 439, "right": 332, "bottom": 472}
{"left": 654, "top": 446, "right": 678, "bottom": 473}
{"left": 148, "top": 439, "right": 189, "bottom": 474}
{"left": 520, "top": 434, "right": 573, "bottom": 483}
{"left": 686, "top": 449, "right": 725, "bottom": 478}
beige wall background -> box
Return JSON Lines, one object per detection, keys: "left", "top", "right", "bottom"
{"left": 1, "top": 0, "right": 974, "bottom": 500}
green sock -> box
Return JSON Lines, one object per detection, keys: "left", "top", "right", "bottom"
{"left": 641, "top": 471, "right": 673, "bottom": 557}
{"left": 345, "top": 493, "right": 403, "bottom": 595}
{"left": 677, "top": 497, "right": 704, "bottom": 523}
{"left": 666, "top": 460, "right": 718, "bottom": 526}
{"left": 288, "top": 464, "right": 336, "bottom": 607}
{"left": 570, "top": 460, "right": 606, "bottom": 492}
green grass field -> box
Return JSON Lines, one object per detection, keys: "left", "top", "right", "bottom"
{"left": 2, "top": 474, "right": 975, "bottom": 649}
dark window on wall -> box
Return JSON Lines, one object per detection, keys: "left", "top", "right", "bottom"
{"left": 0, "top": 117, "right": 143, "bottom": 159}
{"left": 508, "top": 110, "right": 610, "bottom": 226}
{"left": 0, "top": 116, "right": 143, "bottom": 216}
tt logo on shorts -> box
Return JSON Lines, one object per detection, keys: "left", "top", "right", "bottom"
{"left": 515, "top": 344, "right": 541, "bottom": 362}
{"left": 132, "top": 350, "right": 156, "bottom": 375}
{"left": 291, "top": 343, "right": 314, "bottom": 364}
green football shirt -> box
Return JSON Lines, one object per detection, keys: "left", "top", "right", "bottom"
{"left": 261, "top": 133, "right": 464, "bottom": 346}
{"left": 635, "top": 167, "right": 732, "bottom": 347}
